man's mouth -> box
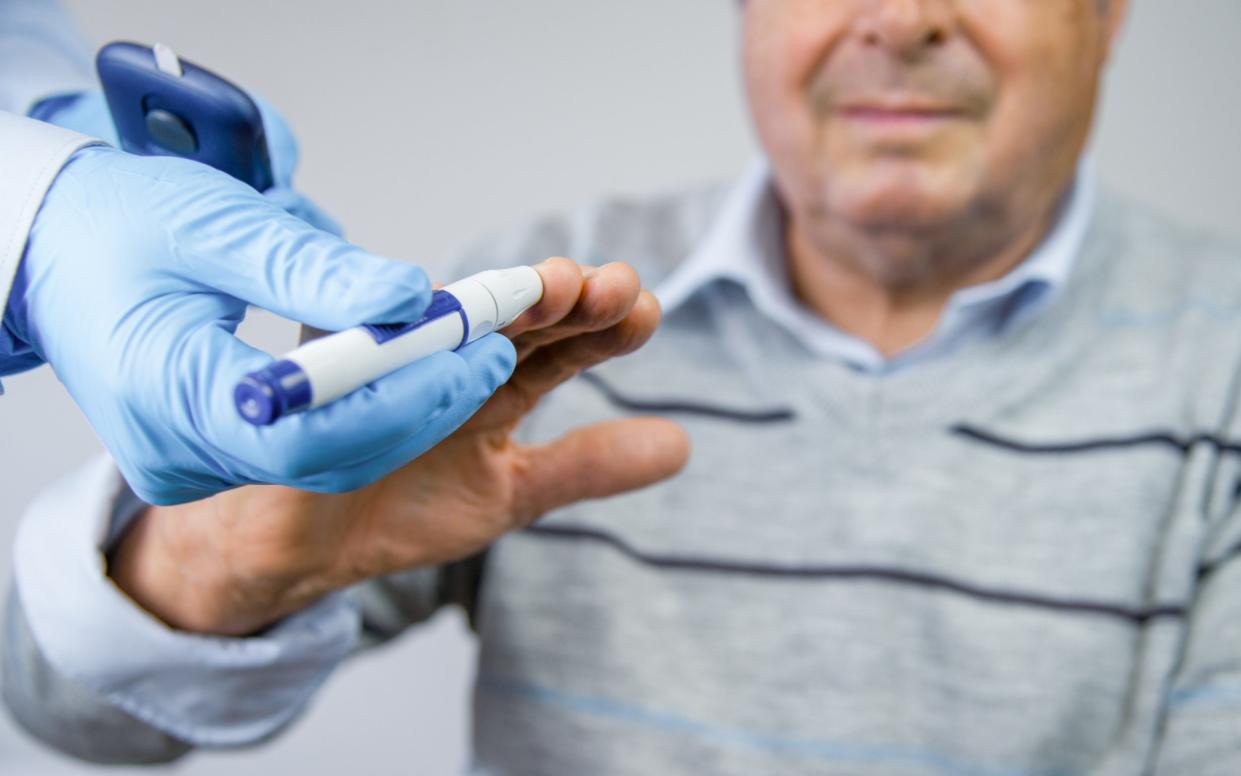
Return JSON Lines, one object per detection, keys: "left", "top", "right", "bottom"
{"left": 836, "top": 99, "right": 968, "bottom": 125}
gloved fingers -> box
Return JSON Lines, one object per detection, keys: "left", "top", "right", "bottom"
{"left": 509, "top": 418, "right": 690, "bottom": 526}
{"left": 291, "top": 334, "right": 519, "bottom": 493}
{"left": 226, "top": 351, "right": 469, "bottom": 480}
{"left": 197, "top": 329, "right": 516, "bottom": 487}
{"left": 180, "top": 181, "right": 432, "bottom": 330}
{"left": 262, "top": 185, "right": 344, "bottom": 236}
{"left": 120, "top": 460, "right": 235, "bottom": 507}
{"left": 505, "top": 261, "right": 642, "bottom": 362}
{"left": 465, "top": 290, "right": 660, "bottom": 430}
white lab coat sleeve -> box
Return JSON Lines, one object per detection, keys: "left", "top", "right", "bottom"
{"left": 0, "top": 0, "right": 99, "bottom": 385}
{"left": 0, "top": 113, "right": 102, "bottom": 389}
{"left": 0, "top": 0, "right": 94, "bottom": 116}
{"left": 8, "top": 455, "right": 361, "bottom": 749}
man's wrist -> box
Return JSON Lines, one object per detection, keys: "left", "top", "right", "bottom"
{"left": 14, "top": 457, "right": 362, "bottom": 746}
{"left": 106, "top": 504, "right": 238, "bottom": 635}
{"left": 106, "top": 495, "right": 344, "bottom": 637}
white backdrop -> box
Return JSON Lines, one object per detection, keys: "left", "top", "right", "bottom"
{"left": 2, "top": 1, "right": 1238, "bottom": 773}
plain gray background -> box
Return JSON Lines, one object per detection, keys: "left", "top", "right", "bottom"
{"left": 2, "top": 1, "right": 1238, "bottom": 773}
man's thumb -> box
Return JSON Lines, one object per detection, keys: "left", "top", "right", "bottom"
{"left": 512, "top": 418, "right": 691, "bottom": 525}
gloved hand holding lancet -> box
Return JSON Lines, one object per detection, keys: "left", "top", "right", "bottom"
{"left": 3, "top": 143, "right": 517, "bottom": 505}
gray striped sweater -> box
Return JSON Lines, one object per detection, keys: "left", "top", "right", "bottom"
{"left": 7, "top": 182, "right": 1241, "bottom": 775}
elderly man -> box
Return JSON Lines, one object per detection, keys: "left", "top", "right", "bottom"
{"left": 7, "top": 0, "right": 1241, "bottom": 773}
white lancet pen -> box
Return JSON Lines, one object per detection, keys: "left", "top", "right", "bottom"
{"left": 235, "top": 267, "right": 544, "bottom": 426}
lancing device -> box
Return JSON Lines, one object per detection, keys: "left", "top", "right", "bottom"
{"left": 234, "top": 266, "right": 543, "bottom": 426}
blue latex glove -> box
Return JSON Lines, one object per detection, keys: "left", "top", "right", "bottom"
{"left": 2, "top": 144, "right": 517, "bottom": 505}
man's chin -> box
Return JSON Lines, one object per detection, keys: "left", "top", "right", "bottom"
{"left": 817, "top": 164, "right": 977, "bottom": 233}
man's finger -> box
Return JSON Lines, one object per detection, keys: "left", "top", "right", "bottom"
{"left": 507, "top": 261, "right": 640, "bottom": 360}
{"left": 510, "top": 418, "right": 691, "bottom": 525}
{"left": 466, "top": 290, "right": 661, "bottom": 429}
{"left": 500, "top": 257, "right": 583, "bottom": 339}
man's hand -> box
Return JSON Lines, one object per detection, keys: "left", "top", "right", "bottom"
{"left": 107, "top": 259, "right": 690, "bottom": 636}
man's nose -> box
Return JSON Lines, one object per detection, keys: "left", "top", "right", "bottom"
{"left": 856, "top": 0, "right": 952, "bottom": 60}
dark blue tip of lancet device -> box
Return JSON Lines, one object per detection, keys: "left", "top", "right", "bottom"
{"left": 234, "top": 360, "right": 312, "bottom": 426}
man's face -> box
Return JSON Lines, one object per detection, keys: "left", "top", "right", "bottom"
{"left": 743, "top": 0, "right": 1125, "bottom": 235}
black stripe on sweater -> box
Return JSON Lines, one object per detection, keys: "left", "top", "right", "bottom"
{"left": 952, "top": 424, "right": 1241, "bottom": 457}
{"left": 521, "top": 524, "right": 1186, "bottom": 626}
{"left": 1197, "top": 539, "right": 1241, "bottom": 583}
{"left": 579, "top": 372, "right": 796, "bottom": 424}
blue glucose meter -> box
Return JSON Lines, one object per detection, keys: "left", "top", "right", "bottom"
{"left": 97, "top": 41, "right": 274, "bottom": 191}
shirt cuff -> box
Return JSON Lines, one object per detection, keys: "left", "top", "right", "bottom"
{"left": 13, "top": 456, "right": 360, "bottom": 747}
